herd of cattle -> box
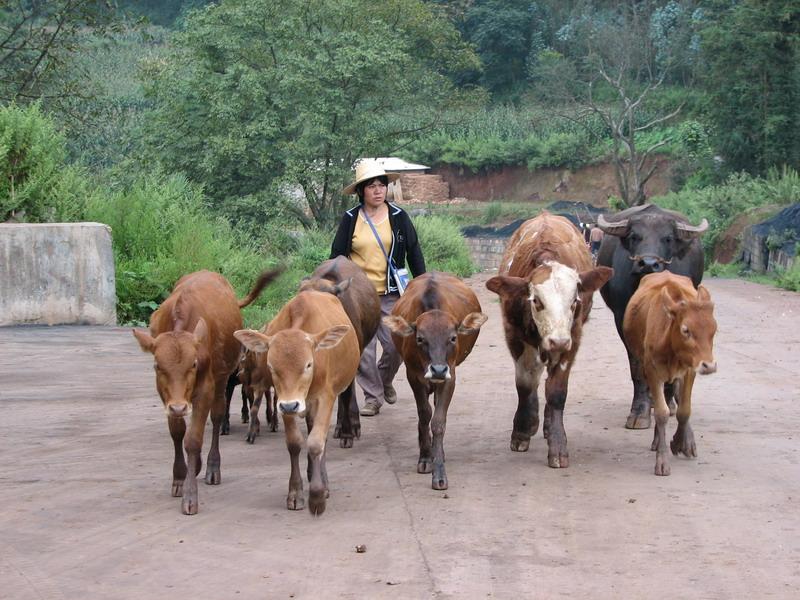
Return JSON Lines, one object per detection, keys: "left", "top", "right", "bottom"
{"left": 132, "top": 204, "right": 718, "bottom": 515}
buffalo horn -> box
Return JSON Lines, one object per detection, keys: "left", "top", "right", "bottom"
{"left": 597, "top": 214, "right": 630, "bottom": 237}
{"left": 675, "top": 218, "right": 709, "bottom": 240}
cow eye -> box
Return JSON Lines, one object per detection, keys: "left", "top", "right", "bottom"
{"left": 663, "top": 235, "right": 674, "bottom": 244}
{"left": 305, "top": 362, "right": 312, "bottom": 370}
{"left": 532, "top": 297, "right": 544, "bottom": 312}
{"left": 681, "top": 324, "right": 691, "bottom": 337}
{"left": 416, "top": 336, "right": 424, "bottom": 345}
{"left": 449, "top": 335, "right": 457, "bottom": 344}
{"left": 192, "top": 360, "right": 198, "bottom": 369}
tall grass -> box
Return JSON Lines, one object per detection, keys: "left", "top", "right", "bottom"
{"left": 413, "top": 215, "right": 475, "bottom": 277}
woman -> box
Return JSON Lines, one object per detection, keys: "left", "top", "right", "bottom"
{"left": 331, "top": 159, "right": 426, "bottom": 416}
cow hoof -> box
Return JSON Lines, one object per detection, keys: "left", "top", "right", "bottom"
{"left": 241, "top": 412, "right": 249, "bottom": 424}
{"left": 246, "top": 431, "right": 257, "bottom": 444}
{"left": 431, "top": 476, "right": 448, "bottom": 490}
{"left": 510, "top": 437, "right": 530, "bottom": 452}
{"left": 309, "top": 494, "right": 327, "bottom": 517}
{"left": 626, "top": 412, "right": 651, "bottom": 429}
{"left": 670, "top": 432, "right": 697, "bottom": 458}
{"left": 287, "top": 493, "right": 305, "bottom": 511}
{"left": 205, "top": 470, "right": 221, "bottom": 485}
{"left": 417, "top": 459, "right": 433, "bottom": 474}
{"left": 339, "top": 436, "right": 354, "bottom": 449}
{"left": 548, "top": 454, "right": 569, "bottom": 468}
{"left": 221, "top": 421, "right": 230, "bottom": 436}
{"left": 171, "top": 480, "right": 183, "bottom": 497}
{"left": 269, "top": 420, "right": 279, "bottom": 433}
{"left": 654, "top": 453, "right": 671, "bottom": 476}
{"left": 181, "top": 496, "right": 198, "bottom": 515}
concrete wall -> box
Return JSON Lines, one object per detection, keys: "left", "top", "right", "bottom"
{"left": 0, "top": 223, "right": 116, "bottom": 326}
{"left": 466, "top": 237, "right": 508, "bottom": 272}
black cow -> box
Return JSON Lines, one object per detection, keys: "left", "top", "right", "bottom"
{"left": 596, "top": 204, "right": 708, "bottom": 429}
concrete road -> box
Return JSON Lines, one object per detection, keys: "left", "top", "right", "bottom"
{"left": 1, "top": 274, "right": 799, "bottom": 599}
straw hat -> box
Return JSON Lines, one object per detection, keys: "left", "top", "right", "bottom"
{"left": 341, "top": 159, "right": 400, "bottom": 195}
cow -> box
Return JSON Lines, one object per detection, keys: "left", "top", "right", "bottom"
{"left": 132, "top": 268, "right": 280, "bottom": 515}
{"left": 486, "top": 213, "right": 612, "bottom": 468}
{"left": 596, "top": 203, "right": 708, "bottom": 429}
{"left": 234, "top": 290, "right": 359, "bottom": 515}
{"left": 299, "top": 256, "right": 381, "bottom": 448}
{"left": 384, "top": 272, "right": 487, "bottom": 490}
{"left": 623, "top": 271, "right": 717, "bottom": 475}
{"left": 221, "top": 370, "right": 252, "bottom": 435}
{"left": 238, "top": 346, "right": 278, "bottom": 444}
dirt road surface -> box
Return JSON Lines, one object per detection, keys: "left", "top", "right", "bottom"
{"left": 1, "top": 274, "right": 799, "bottom": 599}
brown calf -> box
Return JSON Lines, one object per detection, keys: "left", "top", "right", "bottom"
{"left": 238, "top": 347, "right": 278, "bottom": 443}
{"left": 235, "top": 290, "right": 359, "bottom": 515}
{"left": 299, "top": 256, "right": 381, "bottom": 447}
{"left": 384, "top": 272, "right": 487, "bottom": 490}
{"left": 486, "top": 213, "right": 612, "bottom": 468}
{"left": 133, "top": 268, "right": 279, "bottom": 514}
{"left": 623, "top": 271, "right": 717, "bottom": 475}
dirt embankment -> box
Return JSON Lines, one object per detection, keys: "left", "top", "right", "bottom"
{"left": 433, "top": 157, "right": 675, "bottom": 206}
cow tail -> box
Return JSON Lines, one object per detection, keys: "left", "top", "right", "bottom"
{"left": 238, "top": 267, "right": 284, "bottom": 308}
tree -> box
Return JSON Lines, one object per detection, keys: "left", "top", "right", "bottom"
{"left": 141, "top": 0, "right": 482, "bottom": 229}
{"left": 541, "top": 1, "right": 695, "bottom": 206}
{"left": 0, "top": 1, "right": 120, "bottom": 112}
{"left": 700, "top": 0, "right": 800, "bottom": 175}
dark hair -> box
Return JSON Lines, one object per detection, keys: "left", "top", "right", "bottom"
{"left": 356, "top": 175, "right": 389, "bottom": 201}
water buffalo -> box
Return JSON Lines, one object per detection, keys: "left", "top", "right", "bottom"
{"left": 596, "top": 203, "right": 708, "bottom": 429}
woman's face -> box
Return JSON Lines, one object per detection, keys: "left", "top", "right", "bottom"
{"left": 362, "top": 178, "right": 387, "bottom": 209}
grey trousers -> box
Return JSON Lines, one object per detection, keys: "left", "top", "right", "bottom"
{"left": 358, "top": 292, "right": 403, "bottom": 407}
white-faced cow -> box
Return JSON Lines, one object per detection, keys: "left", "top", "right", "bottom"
{"left": 623, "top": 271, "right": 717, "bottom": 475}
{"left": 487, "top": 213, "right": 612, "bottom": 468}
{"left": 596, "top": 203, "right": 708, "bottom": 429}
{"left": 133, "top": 268, "right": 280, "bottom": 515}
{"left": 235, "top": 290, "right": 359, "bottom": 516}
{"left": 384, "top": 272, "right": 487, "bottom": 490}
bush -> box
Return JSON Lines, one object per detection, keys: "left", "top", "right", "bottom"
{"left": 0, "top": 103, "right": 93, "bottom": 222}
{"left": 413, "top": 215, "right": 475, "bottom": 277}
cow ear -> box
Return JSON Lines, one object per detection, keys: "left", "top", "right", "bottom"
{"left": 458, "top": 312, "right": 488, "bottom": 334}
{"left": 696, "top": 285, "right": 712, "bottom": 302}
{"left": 486, "top": 275, "right": 527, "bottom": 298}
{"left": 132, "top": 329, "right": 155, "bottom": 354}
{"left": 383, "top": 315, "right": 415, "bottom": 337}
{"left": 234, "top": 329, "right": 272, "bottom": 353}
{"left": 578, "top": 266, "right": 613, "bottom": 293}
{"left": 193, "top": 318, "right": 208, "bottom": 344}
{"left": 332, "top": 277, "right": 352, "bottom": 296}
{"left": 314, "top": 325, "right": 351, "bottom": 350}
{"left": 660, "top": 287, "right": 685, "bottom": 320}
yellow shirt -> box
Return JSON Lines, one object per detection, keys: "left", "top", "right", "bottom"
{"left": 350, "top": 211, "right": 392, "bottom": 294}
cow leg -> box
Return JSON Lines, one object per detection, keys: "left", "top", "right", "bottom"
{"left": 182, "top": 405, "right": 209, "bottom": 515}
{"left": 544, "top": 362, "right": 571, "bottom": 468}
{"left": 241, "top": 384, "right": 251, "bottom": 423}
{"left": 670, "top": 371, "right": 696, "bottom": 458}
{"left": 307, "top": 397, "right": 335, "bottom": 516}
{"left": 222, "top": 372, "right": 237, "bottom": 435}
{"left": 268, "top": 388, "right": 279, "bottom": 432}
{"left": 511, "top": 345, "right": 544, "bottom": 452}
{"left": 335, "top": 381, "right": 357, "bottom": 448}
{"left": 283, "top": 414, "right": 304, "bottom": 510}
{"left": 431, "top": 378, "right": 455, "bottom": 490}
{"left": 625, "top": 342, "right": 652, "bottom": 429}
{"left": 204, "top": 384, "right": 225, "bottom": 485}
{"left": 647, "top": 374, "right": 671, "bottom": 476}
{"left": 410, "top": 377, "right": 433, "bottom": 474}
{"left": 246, "top": 388, "right": 263, "bottom": 444}
{"left": 168, "top": 416, "right": 187, "bottom": 497}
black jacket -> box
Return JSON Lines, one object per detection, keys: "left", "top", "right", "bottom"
{"left": 330, "top": 202, "right": 426, "bottom": 294}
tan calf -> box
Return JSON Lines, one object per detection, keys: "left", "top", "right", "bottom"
{"left": 133, "top": 268, "right": 279, "bottom": 514}
{"left": 235, "top": 291, "right": 359, "bottom": 515}
{"left": 623, "top": 271, "right": 717, "bottom": 475}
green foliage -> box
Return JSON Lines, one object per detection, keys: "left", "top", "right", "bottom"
{"left": 413, "top": 215, "right": 475, "bottom": 277}
{"left": 699, "top": 0, "right": 800, "bottom": 175}
{"left": 776, "top": 253, "right": 800, "bottom": 292}
{"left": 84, "top": 172, "right": 278, "bottom": 325}
{"left": 142, "top": 0, "right": 482, "bottom": 228}
{"left": 0, "top": 103, "right": 92, "bottom": 222}
{"left": 655, "top": 167, "right": 800, "bottom": 258}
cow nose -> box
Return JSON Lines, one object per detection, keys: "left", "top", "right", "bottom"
{"left": 279, "top": 401, "right": 300, "bottom": 415}
{"left": 430, "top": 364, "right": 449, "bottom": 380}
{"left": 698, "top": 361, "right": 717, "bottom": 375}
{"left": 547, "top": 337, "right": 571, "bottom": 352}
{"left": 168, "top": 403, "right": 188, "bottom": 418}
{"left": 638, "top": 257, "right": 664, "bottom": 273}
